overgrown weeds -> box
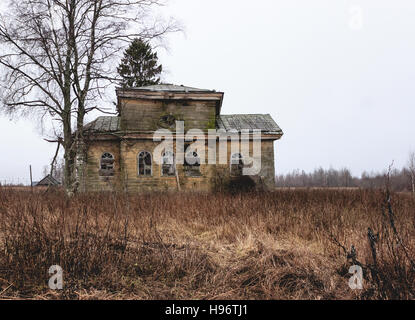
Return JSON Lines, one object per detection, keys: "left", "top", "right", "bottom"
{"left": 0, "top": 187, "right": 413, "bottom": 299}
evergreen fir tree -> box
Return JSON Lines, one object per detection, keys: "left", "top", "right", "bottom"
{"left": 117, "top": 38, "right": 162, "bottom": 88}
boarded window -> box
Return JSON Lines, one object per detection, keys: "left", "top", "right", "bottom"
{"left": 138, "top": 151, "right": 152, "bottom": 176}
{"left": 162, "top": 151, "right": 176, "bottom": 176}
{"left": 100, "top": 152, "right": 115, "bottom": 176}
{"left": 230, "top": 153, "right": 244, "bottom": 176}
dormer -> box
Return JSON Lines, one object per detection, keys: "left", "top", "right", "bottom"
{"left": 116, "top": 84, "right": 224, "bottom": 132}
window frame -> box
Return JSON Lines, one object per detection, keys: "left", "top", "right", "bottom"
{"left": 230, "top": 153, "right": 244, "bottom": 177}
{"left": 137, "top": 151, "right": 153, "bottom": 177}
{"left": 161, "top": 150, "right": 176, "bottom": 177}
{"left": 184, "top": 149, "right": 202, "bottom": 177}
{"left": 99, "top": 152, "right": 115, "bottom": 177}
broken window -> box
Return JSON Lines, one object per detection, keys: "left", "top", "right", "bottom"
{"left": 100, "top": 152, "right": 115, "bottom": 176}
{"left": 184, "top": 149, "right": 201, "bottom": 177}
{"left": 162, "top": 151, "right": 176, "bottom": 176}
{"left": 230, "top": 153, "right": 244, "bottom": 176}
{"left": 138, "top": 151, "right": 152, "bottom": 176}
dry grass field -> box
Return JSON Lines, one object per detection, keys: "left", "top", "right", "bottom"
{"left": 0, "top": 186, "right": 414, "bottom": 300}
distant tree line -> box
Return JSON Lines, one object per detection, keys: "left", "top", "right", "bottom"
{"left": 276, "top": 166, "right": 414, "bottom": 192}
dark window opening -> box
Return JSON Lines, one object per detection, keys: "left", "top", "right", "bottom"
{"left": 230, "top": 153, "right": 244, "bottom": 176}
{"left": 184, "top": 148, "right": 201, "bottom": 177}
{"left": 162, "top": 151, "right": 176, "bottom": 176}
{"left": 100, "top": 152, "right": 115, "bottom": 176}
{"left": 138, "top": 151, "right": 152, "bottom": 176}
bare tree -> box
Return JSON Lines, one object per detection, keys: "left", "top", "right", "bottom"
{"left": 408, "top": 152, "right": 415, "bottom": 194}
{"left": 0, "top": 0, "right": 179, "bottom": 194}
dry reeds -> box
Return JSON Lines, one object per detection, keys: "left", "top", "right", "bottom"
{"left": 0, "top": 187, "right": 413, "bottom": 300}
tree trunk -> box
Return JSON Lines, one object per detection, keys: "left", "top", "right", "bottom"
{"left": 0, "top": 0, "right": 179, "bottom": 198}
{"left": 74, "top": 104, "right": 86, "bottom": 193}
{"left": 63, "top": 116, "right": 76, "bottom": 195}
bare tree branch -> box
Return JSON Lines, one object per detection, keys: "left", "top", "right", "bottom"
{"left": 0, "top": 0, "right": 181, "bottom": 193}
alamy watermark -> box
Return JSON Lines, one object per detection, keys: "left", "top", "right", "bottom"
{"left": 152, "top": 121, "right": 263, "bottom": 176}
{"left": 348, "top": 265, "right": 363, "bottom": 290}
{"left": 48, "top": 265, "right": 63, "bottom": 290}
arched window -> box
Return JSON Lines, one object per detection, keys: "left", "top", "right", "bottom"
{"left": 100, "top": 152, "right": 115, "bottom": 176}
{"left": 184, "top": 150, "right": 201, "bottom": 176}
{"left": 230, "top": 153, "right": 244, "bottom": 176}
{"left": 162, "top": 151, "right": 176, "bottom": 176}
{"left": 138, "top": 151, "right": 152, "bottom": 176}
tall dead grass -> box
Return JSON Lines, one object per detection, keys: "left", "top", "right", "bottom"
{"left": 0, "top": 187, "right": 413, "bottom": 300}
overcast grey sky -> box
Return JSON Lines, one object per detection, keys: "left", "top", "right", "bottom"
{"left": 1, "top": 0, "right": 415, "bottom": 183}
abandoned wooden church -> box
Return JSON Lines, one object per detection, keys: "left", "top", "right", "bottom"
{"left": 80, "top": 84, "right": 283, "bottom": 192}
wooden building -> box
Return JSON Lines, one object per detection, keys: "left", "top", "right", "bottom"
{"left": 80, "top": 84, "right": 283, "bottom": 192}
{"left": 34, "top": 174, "right": 61, "bottom": 187}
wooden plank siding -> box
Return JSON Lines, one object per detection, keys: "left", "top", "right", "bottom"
{"left": 83, "top": 138, "right": 277, "bottom": 192}
{"left": 120, "top": 99, "right": 217, "bottom": 133}
{"left": 81, "top": 85, "right": 282, "bottom": 192}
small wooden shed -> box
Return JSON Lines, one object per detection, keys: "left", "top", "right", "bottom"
{"left": 34, "top": 174, "right": 61, "bottom": 187}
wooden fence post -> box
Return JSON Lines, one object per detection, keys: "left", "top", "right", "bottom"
{"left": 30, "top": 165, "right": 33, "bottom": 192}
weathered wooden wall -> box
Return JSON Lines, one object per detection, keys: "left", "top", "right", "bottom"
{"left": 83, "top": 138, "right": 276, "bottom": 192}
{"left": 120, "top": 99, "right": 217, "bottom": 132}
{"left": 82, "top": 140, "right": 121, "bottom": 192}
{"left": 82, "top": 94, "right": 277, "bottom": 192}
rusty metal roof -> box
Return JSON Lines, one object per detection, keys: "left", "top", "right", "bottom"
{"left": 84, "top": 114, "right": 282, "bottom": 135}
{"left": 217, "top": 114, "right": 283, "bottom": 134}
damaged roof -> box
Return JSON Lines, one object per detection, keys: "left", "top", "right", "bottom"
{"left": 84, "top": 115, "right": 282, "bottom": 135}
